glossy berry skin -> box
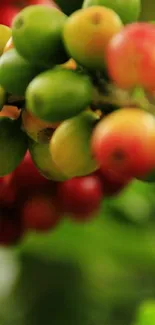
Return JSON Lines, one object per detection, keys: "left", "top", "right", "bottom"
{"left": 91, "top": 108, "right": 155, "bottom": 181}
{"left": 0, "top": 6, "right": 19, "bottom": 27}
{"left": 0, "top": 24, "right": 11, "bottom": 56}
{"left": 21, "top": 195, "right": 61, "bottom": 232}
{"left": 57, "top": 175, "right": 102, "bottom": 221}
{"left": 83, "top": 0, "right": 141, "bottom": 25}
{"left": 106, "top": 23, "right": 155, "bottom": 91}
{"left": 63, "top": 6, "right": 123, "bottom": 71}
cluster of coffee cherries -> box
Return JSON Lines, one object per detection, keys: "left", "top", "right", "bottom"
{"left": 0, "top": 0, "right": 155, "bottom": 245}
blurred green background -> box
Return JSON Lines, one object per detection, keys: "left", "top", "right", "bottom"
{"left": 1, "top": 1, "right": 155, "bottom": 325}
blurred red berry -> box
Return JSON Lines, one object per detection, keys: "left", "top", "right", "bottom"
{"left": 21, "top": 194, "right": 61, "bottom": 232}
{"left": 10, "top": 151, "right": 54, "bottom": 195}
{"left": 0, "top": 5, "right": 19, "bottom": 27}
{"left": 0, "top": 215, "right": 23, "bottom": 246}
{"left": 57, "top": 175, "right": 103, "bottom": 221}
{"left": 0, "top": 175, "right": 17, "bottom": 207}
{"left": 96, "top": 170, "right": 132, "bottom": 197}
{"left": 26, "top": 0, "right": 59, "bottom": 7}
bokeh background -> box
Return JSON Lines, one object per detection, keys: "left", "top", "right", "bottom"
{"left": 1, "top": 1, "right": 155, "bottom": 325}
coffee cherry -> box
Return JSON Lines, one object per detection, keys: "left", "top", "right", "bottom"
{"left": 57, "top": 174, "right": 102, "bottom": 221}
{"left": 96, "top": 170, "right": 132, "bottom": 197}
{"left": 10, "top": 151, "right": 52, "bottom": 193}
{"left": 106, "top": 23, "right": 155, "bottom": 91}
{"left": 21, "top": 194, "right": 61, "bottom": 232}
{"left": 91, "top": 108, "right": 155, "bottom": 180}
